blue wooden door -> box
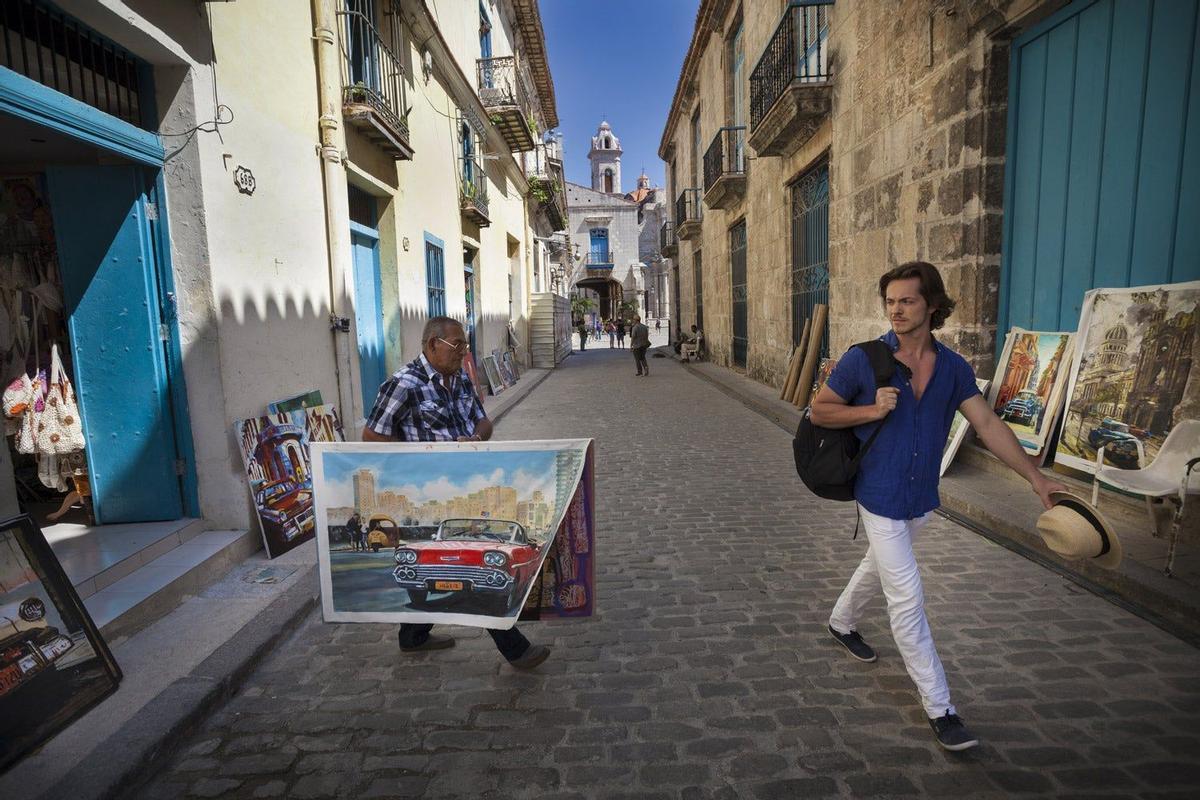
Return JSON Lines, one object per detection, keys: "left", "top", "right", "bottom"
{"left": 1001, "top": 0, "right": 1200, "bottom": 346}
{"left": 350, "top": 225, "right": 386, "bottom": 406}
{"left": 45, "top": 165, "right": 183, "bottom": 522}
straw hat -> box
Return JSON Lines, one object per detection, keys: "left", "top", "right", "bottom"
{"left": 1036, "top": 491, "right": 1122, "bottom": 570}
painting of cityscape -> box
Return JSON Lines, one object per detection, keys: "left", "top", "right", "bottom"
{"left": 233, "top": 405, "right": 344, "bottom": 558}
{"left": 940, "top": 378, "right": 990, "bottom": 476}
{"left": 1055, "top": 281, "right": 1200, "bottom": 475}
{"left": 310, "top": 439, "right": 593, "bottom": 629}
{"left": 987, "top": 329, "right": 1075, "bottom": 458}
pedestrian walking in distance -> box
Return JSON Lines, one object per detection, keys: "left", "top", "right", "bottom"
{"left": 576, "top": 321, "right": 587, "bottom": 351}
{"left": 811, "top": 261, "right": 1065, "bottom": 751}
{"left": 615, "top": 318, "right": 627, "bottom": 348}
{"left": 362, "top": 316, "right": 551, "bottom": 670}
{"left": 630, "top": 315, "right": 650, "bottom": 376}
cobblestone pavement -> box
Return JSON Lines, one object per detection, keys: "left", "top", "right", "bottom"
{"left": 146, "top": 347, "right": 1200, "bottom": 799}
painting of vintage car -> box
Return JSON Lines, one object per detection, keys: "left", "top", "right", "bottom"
{"left": 1087, "top": 418, "right": 1142, "bottom": 469}
{"left": 999, "top": 390, "right": 1044, "bottom": 427}
{"left": 365, "top": 514, "right": 400, "bottom": 552}
{"left": 393, "top": 518, "right": 542, "bottom": 611}
{"left": 255, "top": 479, "right": 315, "bottom": 541}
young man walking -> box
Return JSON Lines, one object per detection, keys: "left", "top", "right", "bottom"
{"left": 811, "top": 261, "right": 1065, "bottom": 751}
{"left": 363, "top": 316, "right": 550, "bottom": 670}
{"left": 630, "top": 315, "right": 650, "bottom": 376}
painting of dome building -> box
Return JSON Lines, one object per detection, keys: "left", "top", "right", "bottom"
{"left": 1055, "top": 282, "right": 1200, "bottom": 474}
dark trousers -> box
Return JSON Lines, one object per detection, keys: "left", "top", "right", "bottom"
{"left": 398, "top": 623, "right": 530, "bottom": 662}
{"left": 578, "top": 331, "right": 587, "bottom": 351}
{"left": 633, "top": 346, "right": 649, "bottom": 374}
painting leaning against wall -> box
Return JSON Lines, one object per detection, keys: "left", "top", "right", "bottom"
{"left": 1055, "top": 281, "right": 1200, "bottom": 475}
{"left": 987, "top": 329, "right": 1075, "bottom": 459}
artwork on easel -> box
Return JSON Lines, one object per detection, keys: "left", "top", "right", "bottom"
{"left": 1054, "top": 281, "right": 1200, "bottom": 475}
{"left": 986, "top": 328, "right": 1075, "bottom": 459}
{"left": 482, "top": 355, "right": 504, "bottom": 395}
{"left": 940, "top": 378, "right": 991, "bottom": 476}
{"left": 0, "top": 514, "right": 121, "bottom": 772}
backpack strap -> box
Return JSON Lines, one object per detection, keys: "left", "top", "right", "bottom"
{"left": 846, "top": 339, "right": 900, "bottom": 472}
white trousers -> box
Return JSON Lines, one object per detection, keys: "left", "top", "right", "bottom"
{"left": 829, "top": 505, "right": 955, "bottom": 719}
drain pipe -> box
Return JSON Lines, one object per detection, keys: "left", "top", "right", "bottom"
{"left": 312, "top": 0, "right": 359, "bottom": 428}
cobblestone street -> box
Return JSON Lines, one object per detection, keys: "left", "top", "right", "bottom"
{"left": 146, "top": 347, "right": 1200, "bottom": 799}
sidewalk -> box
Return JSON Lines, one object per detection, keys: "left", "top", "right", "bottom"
{"left": 1, "top": 365, "right": 555, "bottom": 800}
{"left": 676, "top": 350, "right": 1200, "bottom": 646}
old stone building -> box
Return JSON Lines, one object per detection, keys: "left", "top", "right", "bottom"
{"left": 659, "top": 0, "right": 1200, "bottom": 401}
{"left": 627, "top": 171, "right": 672, "bottom": 321}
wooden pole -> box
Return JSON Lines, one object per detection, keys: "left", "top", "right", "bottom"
{"left": 793, "top": 304, "right": 828, "bottom": 409}
{"left": 779, "top": 320, "right": 810, "bottom": 400}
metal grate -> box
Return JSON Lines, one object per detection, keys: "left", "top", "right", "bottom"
{"left": 693, "top": 250, "right": 704, "bottom": 331}
{"left": 731, "top": 221, "right": 748, "bottom": 367}
{"left": 337, "top": 3, "right": 411, "bottom": 144}
{"left": 791, "top": 162, "right": 830, "bottom": 356}
{"left": 0, "top": 0, "right": 146, "bottom": 127}
{"left": 750, "top": 1, "right": 832, "bottom": 131}
{"left": 703, "top": 126, "right": 747, "bottom": 193}
{"left": 675, "top": 188, "right": 703, "bottom": 226}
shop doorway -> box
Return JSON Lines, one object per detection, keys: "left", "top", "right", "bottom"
{"left": 348, "top": 186, "right": 385, "bottom": 409}
{"left": 463, "top": 249, "right": 478, "bottom": 357}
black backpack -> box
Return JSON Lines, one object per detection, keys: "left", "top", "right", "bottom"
{"left": 792, "top": 340, "right": 899, "bottom": 502}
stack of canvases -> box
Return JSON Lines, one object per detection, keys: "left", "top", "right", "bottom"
{"left": 941, "top": 280, "right": 1200, "bottom": 484}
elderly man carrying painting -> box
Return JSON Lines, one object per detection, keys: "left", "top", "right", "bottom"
{"left": 362, "top": 316, "right": 550, "bottom": 670}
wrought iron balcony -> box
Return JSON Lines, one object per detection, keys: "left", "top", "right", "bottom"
{"left": 660, "top": 221, "right": 678, "bottom": 257}
{"left": 748, "top": 1, "right": 832, "bottom": 158}
{"left": 703, "top": 126, "right": 748, "bottom": 210}
{"left": 478, "top": 56, "right": 536, "bottom": 152}
{"left": 337, "top": 8, "right": 413, "bottom": 160}
{"left": 460, "top": 157, "right": 490, "bottom": 227}
{"left": 584, "top": 251, "right": 613, "bottom": 268}
{"left": 675, "top": 189, "right": 703, "bottom": 241}
{"left": 526, "top": 141, "right": 567, "bottom": 229}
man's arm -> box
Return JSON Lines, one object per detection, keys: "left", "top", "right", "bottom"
{"left": 959, "top": 394, "right": 1065, "bottom": 509}
{"left": 810, "top": 384, "right": 900, "bottom": 429}
{"left": 362, "top": 427, "right": 392, "bottom": 442}
{"left": 474, "top": 417, "right": 494, "bottom": 441}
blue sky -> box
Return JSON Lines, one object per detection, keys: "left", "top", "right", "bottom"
{"left": 540, "top": 0, "right": 698, "bottom": 191}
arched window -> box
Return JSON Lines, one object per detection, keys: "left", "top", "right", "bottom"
{"left": 605, "top": 136, "right": 612, "bottom": 148}
{"left": 604, "top": 169, "right": 613, "bottom": 194}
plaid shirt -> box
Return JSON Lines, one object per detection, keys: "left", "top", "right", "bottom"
{"left": 365, "top": 354, "right": 486, "bottom": 442}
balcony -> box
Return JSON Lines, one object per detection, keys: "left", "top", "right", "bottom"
{"left": 526, "top": 141, "right": 567, "bottom": 229}
{"left": 702, "top": 126, "right": 748, "bottom": 210}
{"left": 337, "top": 8, "right": 413, "bottom": 160}
{"left": 460, "top": 157, "right": 490, "bottom": 227}
{"left": 748, "top": 1, "right": 832, "bottom": 158}
{"left": 478, "top": 56, "right": 536, "bottom": 152}
{"left": 660, "top": 221, "right": 678, "bottom": 257}
{"left": 675, "top": 189, "right": 703, "bottom": 241}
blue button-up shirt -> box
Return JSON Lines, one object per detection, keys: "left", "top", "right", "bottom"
{"left": 824, "top": 330, "right": 980, "bottom": 520}
{"left": 365, "top": 354, "right": 485, "bottom": 442}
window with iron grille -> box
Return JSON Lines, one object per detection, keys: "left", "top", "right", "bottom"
{"left": 790, "top": 161, "right": 830, "bottom": 356}
{"left": 693, "top": 250, "right": 704, "bottom": 331}
{"left": 426, "top": 241, "right": 446, "bottom": 317}
{"left": 731, "top": 221, "right": 748, "bottom": 367}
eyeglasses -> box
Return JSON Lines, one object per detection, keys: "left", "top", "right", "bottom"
{"left": 436, "top": 337, "right": 469, "bottom": 352}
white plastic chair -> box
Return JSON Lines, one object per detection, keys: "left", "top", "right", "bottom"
{"left": 1091, "top": 419, "right": 1200, "bottom": 577}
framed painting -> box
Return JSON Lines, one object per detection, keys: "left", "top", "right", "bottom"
{"left": 500, "top": 351, "right": 519, "bottom": 386}
{"left": 940, "top": 378, "right": 991, "bottom": 476}
{"left": 986, "top": 328, "right": 1075, "bottom": 458}
{"left": 233, "top": 404, "right": 344, "bottom": 558}
{"left": 311, "top": 439, "right": 595, "bottom": 629}
{"left": 1, "top": 514, "right": 121, "bottom": 772}
{"left": 482, "top": 355, "right": 504, "bottom": 395}
{"left": 267, "top": 390, "right": 324, "bottom": 415}
{"left": 1055, "top": 281, "right": 1200, "bottom": 475}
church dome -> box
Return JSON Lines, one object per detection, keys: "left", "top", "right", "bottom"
{"left": 1104, "top": 324, "right": 1128, "bottom": 341}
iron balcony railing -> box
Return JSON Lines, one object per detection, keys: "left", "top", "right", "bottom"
{"left": 460, "top": 156, "right": 489, "bottom": 218}
{"left": 750, "top": 1, "right": 833, "bottom": 131}
{"left": 478, "top": 55, "right": 531, "bottom": 117}
{"left": 585, "top": 251, "right": 613, "bottom": 268}
{"left": 675, "top": 188, "right": 703, "bottom": 226}
{"left": 703, "top": 126, "right": 747, "bottom": 193}
{"left": 336, "top": 7, "right": 410, "bottom": 143}
{"left": 660, "top": 221, "right": 677, "bottom": 251}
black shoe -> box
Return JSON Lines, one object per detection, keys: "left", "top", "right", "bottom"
{"left": 929, "top": 711, "right": 979, "bottom": 751}
{"left": 399, "top": 632, "right": 455, "bottom": 652}
{"left": 828, "top": 625, "right": 877, "bottom": 662}
{"left": 508, "top": 644, "right": 550, "bottom": 670}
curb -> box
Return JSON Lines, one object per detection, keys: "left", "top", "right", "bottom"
{"left": 44, "top": 564, "right": 321, "bottom": 800}
{"left": 488, "top": 365, "right": 555, "bottom": 426}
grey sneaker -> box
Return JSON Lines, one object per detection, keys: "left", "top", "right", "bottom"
{"left": 829, "top": 625, "right": 877, "bottom": 662}
{"left": 929, "top": 711, "right": 979, "bottom": 751}
{"left": 399, "top": 632, "right": 455, "bottom": 652}
{"left": 508, "top": 644, "right": 551, "bottom": 670}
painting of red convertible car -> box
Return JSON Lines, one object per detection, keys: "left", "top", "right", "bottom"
{"left": 393, "top": 518, "right": 543, "bottom": 612}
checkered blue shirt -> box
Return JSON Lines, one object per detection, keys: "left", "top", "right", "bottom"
{"left": 365, "top": 354, "right": 486, "bottom": 442}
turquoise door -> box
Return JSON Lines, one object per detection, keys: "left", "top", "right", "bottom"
{"left": 350, "top": 224, "right": 386, "bottom": 406}
{"left": 1000, "top": 0, "right": 1200, "bottom": 346}
{"left": 45, "top": 165, "right": 184, "bottom": 522}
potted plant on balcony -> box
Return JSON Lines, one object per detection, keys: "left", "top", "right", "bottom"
{"left": 347, "top": 81, "right": 368, "bottom": 103}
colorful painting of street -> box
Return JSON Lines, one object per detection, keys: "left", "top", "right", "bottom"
{"left": 311, "top": 439, "right": 592, "bottom": 629}
{"left": 987, "top": 329, "right": 1075, "bottom": 457}
{"left": 233, "top": 405, "right": 344, "bottom": 558}
{"left": 1055, "top": 282, "right": 1200, "bottom": 474}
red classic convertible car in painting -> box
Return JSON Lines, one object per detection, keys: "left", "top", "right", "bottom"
{"left": 393, "top": 518, "right": 543, "bottom": 613}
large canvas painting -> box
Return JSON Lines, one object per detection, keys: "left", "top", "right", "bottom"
{"left": 234, "top": 405, "right": 345, "bottom": 558}
{"left": 987, "top": 329, "right": 1075, "bottom": 457}
{"left": 1055, "top": 281, "right": 1200, "bottom": 474}
{"left": 311, "top": 439, "right": 594, "bottom": 629}
{"left": 940, "top": 378, "right": 991, "bottom": 476}
{"left": 1, "top": 515, "right": 121, "bottom": 772}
